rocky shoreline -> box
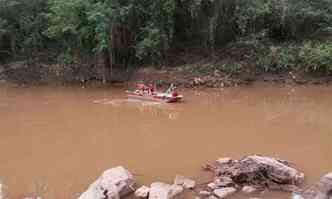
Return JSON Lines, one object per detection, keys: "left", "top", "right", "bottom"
{"left": 1, "top": 155, "right": 331, "bottom": 199}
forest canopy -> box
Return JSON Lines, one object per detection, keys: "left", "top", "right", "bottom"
{"left": 1, "top": 0, "right": 332, "bottom": 82}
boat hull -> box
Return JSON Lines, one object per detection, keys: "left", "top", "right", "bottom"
{"left": 127, "top": 92, "right": 182, "bottom": 103}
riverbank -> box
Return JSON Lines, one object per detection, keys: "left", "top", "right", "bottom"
{"left": 130, "top": 66, "right": 332, "bottom": 89}
{"left": 1, "top": 61, "right": 332, "bottom": 89}
{"left": 1, "top": 156, "right": 331, "bottom": 199}
{"left": 1, "top": 39, "right": 331, "bottom": 88}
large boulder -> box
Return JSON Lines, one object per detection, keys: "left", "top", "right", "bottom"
{"left": 78, "top": 166, "right": 136, "bottom": 199}
{"left": 211, "top": 155, "right": 304, "bottom": 192}
{"left": 174, "top": 175, "right": 196, "bottom": 189}
{"left": 302, "top": 173, "right": 332, "bottom": 199}
{"left": 149, "top": 182, "right": 183, "bottom": 199}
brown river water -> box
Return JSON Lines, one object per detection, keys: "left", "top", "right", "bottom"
{"left": 0, "top": 83, "right": 332, "bottom": 199}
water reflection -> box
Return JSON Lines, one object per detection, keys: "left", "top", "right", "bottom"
{"left": 93, "top": 98, "right": 181, "bottom": 120}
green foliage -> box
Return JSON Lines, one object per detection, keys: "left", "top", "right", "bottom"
{"left": 46, "top": 0, "right": 176, "bottom": 62}
{"left": 258, "top": 45, "right": 298, "bottom": 73}
{"left": 299, "top": 42, "right": 332, "bottom": 73}
{"left": 133, "top": 0, "right": 176, "bottom": 62}
{"left": 1, "top": 0, "right": 332, "bottom": 78}
{"left": 0, "top": 0, "right": 48, "bottom": 60}
{"left": 256, "top": 41, "right": 332, "bottom": 74}
{"left": 220, "top": 63, "right": 243, "bottom": 75}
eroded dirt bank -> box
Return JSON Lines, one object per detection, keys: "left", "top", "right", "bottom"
{"left": 1, "top": 60, "right": 332, "bottom": 88}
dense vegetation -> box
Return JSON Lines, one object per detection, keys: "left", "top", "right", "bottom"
{"left": 1, "top": 0, "right": 332, "bottom": 82}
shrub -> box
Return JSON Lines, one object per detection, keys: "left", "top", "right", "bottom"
{"left": 299, "top": 41, "right": 332, "bottom": 74}
{"left": 257, "top": 45, "right": 298, "bottom": 73}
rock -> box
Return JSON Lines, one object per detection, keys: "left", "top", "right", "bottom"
{"left": 269, "top": 184, "right": 302, "bottom": 192}
{"left": 208, "top": 183, "right": 217, "bottom": 190}
{"left": 199, "top": 191, "right": 211, "bottom": 196}
{"left": 214, "top": 177, "right": 234, "bottom": 188}
{"left": 213, "top": 155, "right": 304, "bottom": 191}
{"left": 174, "top": 175, "right": 196, "bottom": 189}
{"left": 170, "top": 185, "right": 183, "bottom": 198}
{"left": 213, "top": 187, "right": 236, "bottom": 198}
{"left": 0, "top": 182, "right": 4, "bottom": 199}
{"left": 302, "top": 172, "right": 332, "bottom": 199}
{"left": 315, "top": 173, "right": 332, "bottom": 198}
{"left": 242, "top": 186, "right": 257, "bottom": 194}
{"left": 216, "top": 158, "right": 232, "bottom": 165}
{"left": 135, "top": 186, "right": 150, "bottom": 198}
{"left": 21, "top": 196, "right": 42, "bottom": 199}
{"left": 149, "top": 182, "right": 183, "bottom": 199}
{"left": 149, "top": 183, "right": 171, "bottom": 199}
{"left": 291, "top": 193, "right": 304, "bottom": 199}
{"left": 193, "top": 77, "right": 205, "bottom": 85}
{"left": 78, "top": 166, "right": 135, "bottom": 199}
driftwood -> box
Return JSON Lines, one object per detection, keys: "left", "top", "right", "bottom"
{"left": 208, "top": 155, "right": 304, "bottom": 193}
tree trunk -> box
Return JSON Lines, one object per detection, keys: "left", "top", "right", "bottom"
{"left": 102, "top": 48, "right": 111, "bottom": 84}
{"left": 10, "top": 34, "right": 17, "bottom": 59}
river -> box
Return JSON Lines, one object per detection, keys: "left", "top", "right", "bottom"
{"left": 0, "top": 83, "right": 331, "bottom": 198}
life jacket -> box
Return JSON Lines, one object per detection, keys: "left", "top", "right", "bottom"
{"left": 171, "top": 91, "right": 178, "bottom": 97}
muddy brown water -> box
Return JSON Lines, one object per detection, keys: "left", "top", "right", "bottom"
{"left": 0, "top": 83, "right": 332, "bottom": 199}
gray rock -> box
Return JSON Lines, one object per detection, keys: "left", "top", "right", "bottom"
{"left": 213, "top": 187, "right": 236, "bottom": 198}
{"left": 21, "top": 196, "right": 42, "bottom": 199}
{"left": 0, "top": 182, "right": 4, "bottom": 199}
{"left": 302, "top": 173, "right": 332, "bottom": 199}
{"left": 135, "top": 186, "right": 150, "bottom": 198}
{"left": 214, "top": 177, "right": 234, "bottom": 188}
{"left": 0, "top": 180, "right": 8, "bottom": 199}
{"left": 208, "top": 183, "right": 217, "bottom": 190}
{"left": 78, "top": 166, "right": 135, "bottom": 199}
{"left": 242, "top": 186, "right": 257, "bottom": 194}
{"left": 199, "top": 191, "right": 211, "bottom": 196}
{"left": 216, "top": 158, "right": 232, "bottom": 165}
{"left": 174, "top": 175, "right": 196, "bottom": 189}
{"left": 148, "top": 182, "right": 183, "bottom": 199}
{"left": 291, "top": 193, "right": 304, "bottom": 199}
{"left": 214, "top": 155, "right": 304, "bottom": 191}
{"left": 169, "top": 184, "right": 184, "bottom": 198}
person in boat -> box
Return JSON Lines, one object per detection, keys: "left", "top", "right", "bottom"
{"left": 166, "top": 84, "right": 178, "bottom": 97}
{"left": 148, "top": 84, "right": 155, "bottom": 94}
{"left": 136, "top": 83, "right": 154, "bottom": 95}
